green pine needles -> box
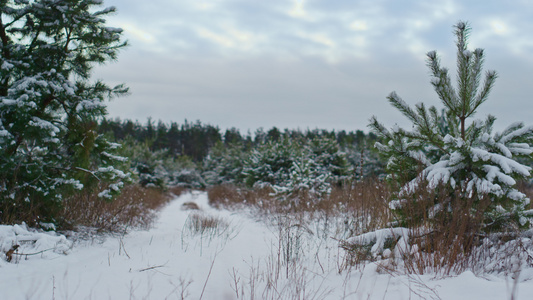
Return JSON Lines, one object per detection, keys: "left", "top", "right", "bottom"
{"left": 369, "top": 21, "right": 533, "bottom": 231}
{"left": 0, "top": 0, "right": 130, "bottom": 224}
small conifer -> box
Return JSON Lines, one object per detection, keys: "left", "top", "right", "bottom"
{"left": 370, "top": 21, "right": 533, "bottom": 231}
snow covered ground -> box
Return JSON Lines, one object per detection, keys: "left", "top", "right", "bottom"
{"left": 1, "top": 191, "right": 533, "bottom": 299}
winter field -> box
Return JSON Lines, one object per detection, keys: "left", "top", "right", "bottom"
{"left": 1, "top": 191, "right": 533, "bottom": 300}
{"left": 3, "top": 3, "right": 533, "bottom": 299}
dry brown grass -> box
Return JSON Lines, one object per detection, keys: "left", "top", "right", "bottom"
{"left": 185, "top": 212, "right": 230, "bottom": 236}
{"left": 328, "top": 179, "right": 392, "bottom": 233}
{"left": 348, "top": 180, "right": 532, "bottom": 276}
{"left": 208, "top": 178, "right": 391, "bottom": 229}
{"left": 59, "top": 184, "right": 185, "bottom": 232}
{"left": 207, "top": 184, "right": 272, "bottom": 209}
{"left": 209, "top": 179, "right": 533, "bottom": 276}
{"left": 397, "top": 190, "right": 490, "bottom": 275}
{"left": 0, "top": 198, "right": 41, "bottom": 226}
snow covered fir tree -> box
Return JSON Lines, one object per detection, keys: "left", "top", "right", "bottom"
{"left": 242, "top": 135, "right": 350, "bottom": 207}
{"left": 369, "top": 21, "right": 533, "bottom": 232}
{"left": 0, "top": 0, "right": 130, "bottom": 224}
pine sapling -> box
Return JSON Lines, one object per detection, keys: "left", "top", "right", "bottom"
{"left": 369, "top": 21, "right": 533, "bottom": 232}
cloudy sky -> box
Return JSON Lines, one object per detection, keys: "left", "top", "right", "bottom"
{"left": 94, "top": 0, "right": 533, "bottom": 133}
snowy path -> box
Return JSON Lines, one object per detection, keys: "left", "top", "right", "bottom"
{"left": 1, "top": 191, "right": 533, "bottom": 299}
{"left": 1, "top": 191, "right": 275, "bottom": 299}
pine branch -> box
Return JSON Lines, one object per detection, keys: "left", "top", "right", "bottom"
{"left": 368, "top": 116, "right": 391, "bottom": 140}
{"left": 469, "top": 70, "right": 497, "bottom": 118}
{"left": 427, "top": 62, "right": 459, "bottom": 114}
{"left": 415, "top": 102, "right": 434, "bottom": 137}
{"left": 469, "top": 48, "right": 485, "bottom": 100}
{"left": 387, "top": 92, "right": 420, "bottom": 125}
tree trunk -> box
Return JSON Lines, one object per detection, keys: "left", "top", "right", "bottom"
{"left": 460, "top": 116, "right": 466, "bottom": 140}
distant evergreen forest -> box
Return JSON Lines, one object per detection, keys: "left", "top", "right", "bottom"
{"left": 98, "top": 118, "right": 385, "bottom": 190}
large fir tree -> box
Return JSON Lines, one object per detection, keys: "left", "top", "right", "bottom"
{"left": 0, "top": 0, "right": 129, "bottom": 223}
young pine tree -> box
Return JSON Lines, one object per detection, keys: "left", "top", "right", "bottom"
{"left": 369, "top": 21, "right": 533, "bottom": 231}
{"left": 0, "top": 0, "right": 129, "bottom": 224}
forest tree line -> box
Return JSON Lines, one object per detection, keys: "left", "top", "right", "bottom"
{"left": 98, "top": 118, "right": 385, "bottom": 194}
{"left": 98, "top": 118, "right": 378, "bottom": 161}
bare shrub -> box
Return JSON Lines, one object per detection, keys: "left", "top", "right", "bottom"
{"left": 168, "top": 186, "right": 188, "bottom": 198}
{"left": 180, "top": 211, "right": 237, "bottom": 255}
{"left": 208, "top": 178, "right": 390, "bottom": 220}
{"left": 341, "top": 179, "right": 533, "bottom": 276}
{"left": 59, "top": 184, "right": 173, "bottom": 233}
{"left": 207, "top": 184, "right": 241, "bottom": 208}
{"left": 184, "top": 212, "right": 231, "bottom": 237}
{"left": 328, "top": 179, "right": 392, "bottom": 234}
{"left": 392, "top": 181, "right": 491, "bottom": 275}
{"left": 207, "top": 184, "right": 272, "bottom": 209}
{"left": 0, "top": 196, "right": 43, "bottom": 226}
{"left": 181, "top": 202, "right": 200, "bottom": 211}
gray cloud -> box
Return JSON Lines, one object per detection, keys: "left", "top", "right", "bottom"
{"left": 95, "top": 0, "right": 533, "bottom": 133}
